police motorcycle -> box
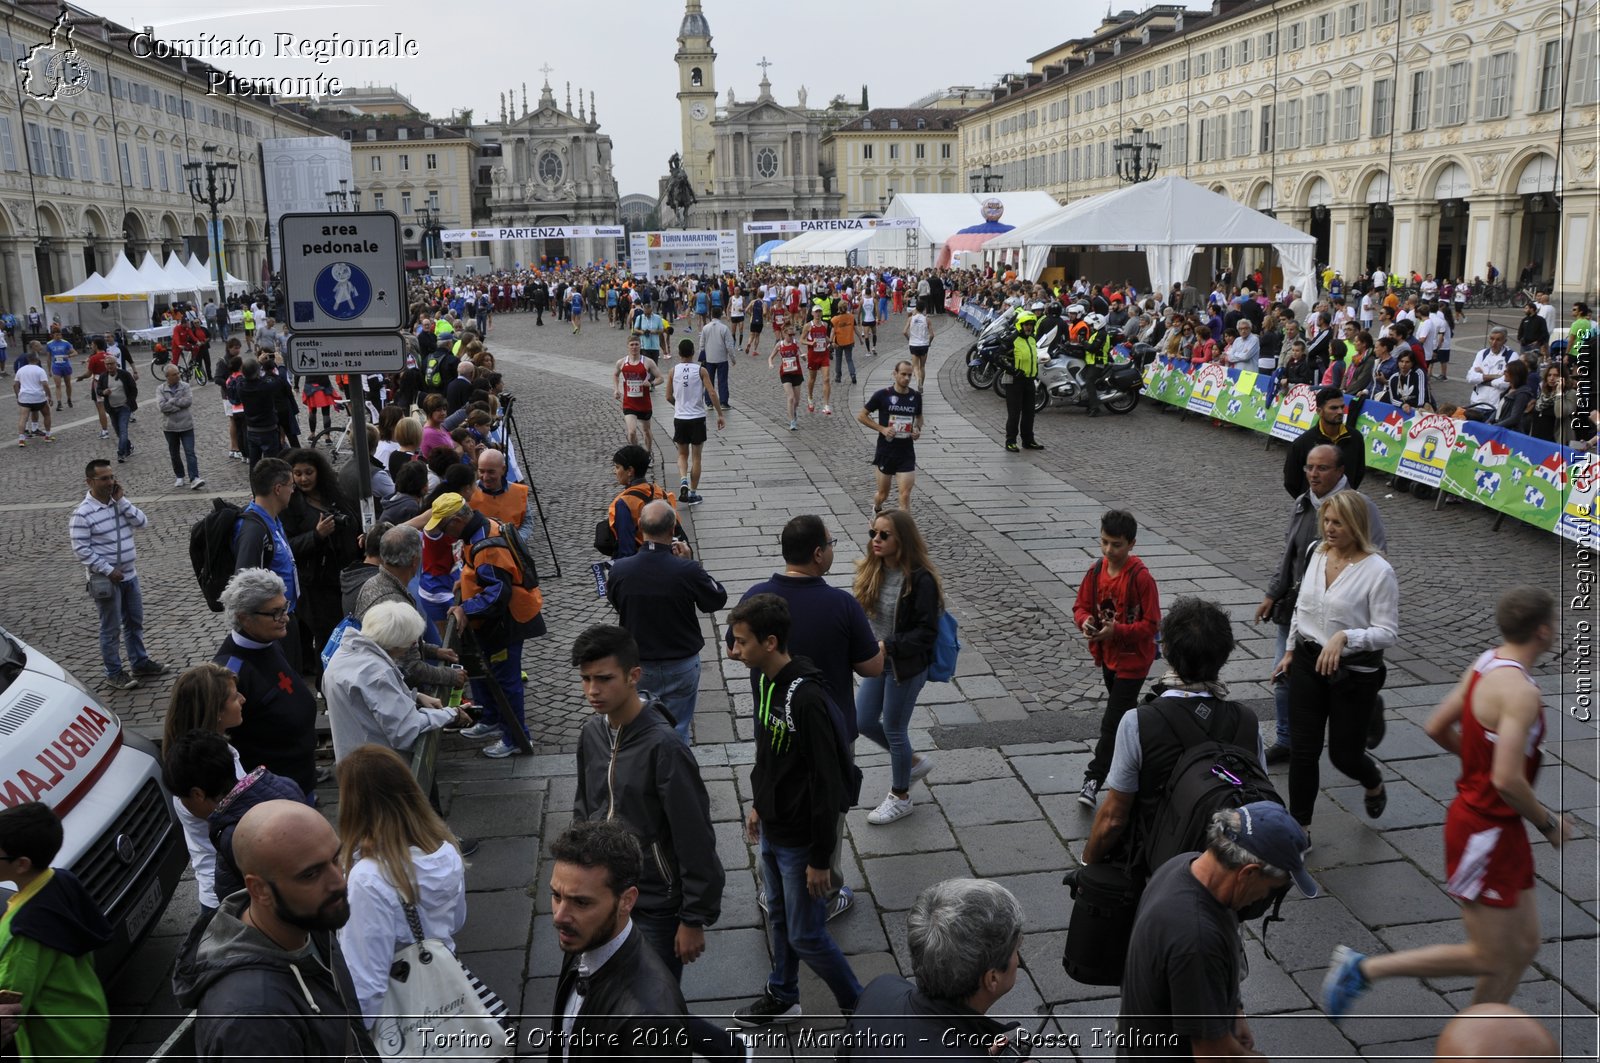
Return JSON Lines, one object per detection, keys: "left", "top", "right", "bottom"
{"left": 1034, "top": 307, "right": 1149, "bottom": 415}
{"left": 964, "top": 306, "right": 1020, "bottom": 390}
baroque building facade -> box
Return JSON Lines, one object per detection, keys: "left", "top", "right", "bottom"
{"left": 958, "top": 0, "right": 1596, "bottom": 297}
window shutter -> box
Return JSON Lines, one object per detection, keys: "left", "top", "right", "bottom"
{"left": 1502, "top": 54, "right": 1515, "bottom": 118}
{"left": 1432, "top": 65, "right": 1447, "bottom": 126}
{"left": 1472, "top": 57, "right": 1487, "bottom": 119}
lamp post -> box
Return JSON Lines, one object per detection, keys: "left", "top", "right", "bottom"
{"left": 184, "top": 145, "right": 238, "bottom": 319}
{"left": 416, "top": 207, "right": 436, "bottom": 262}
{"left": 1112, "top": 127, "right": 1162, "bottom": 184}
{"left": 969, "top": 163, "right": 1002, "bottom": 194}
{"left": 325, "top": 178, "right": 355, "bottom": 212}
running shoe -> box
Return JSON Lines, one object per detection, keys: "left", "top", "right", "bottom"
{"left": 827, "top": 884, "right": 855, "bottom": 920}
{"left": 822, "top": 405, "right": 833, "bottom": 415}
{"left": 732, "top": 989, "right": 801, "bottom": 1028}
{"left": 42, "top": 434, "right": 53, "bottom": 443}
{"left": 100, "top": 429, "right": 109, "bottom": 439}
{"left": 15, "top": 437, "right": 24, "bottom": 447}
{"left": 1321, "top": 945, "right": 1370, "bottom": 1021}
{"left": 1077, "top": 778, "right": 1100, "bottom": 809}
{"left": 459, "top": 722, "right": 499, "bottom": 740}
{"left": 191, "top": 478, "right": 205, "bottom": 490}
{"left": 482, "top": 739, "right": 521, "bottom": 759}
{"left": 104, "top": 673, "right": 140, "bottom": 691}
{"left": 807, "top": 401, "right": 815, "bottom": 413}
{"left": 174, "top": 477, "right": 186, "bottom": 488}
{"left": 788, "top": 419, "right": 798, "bottom": 431}
{"left": 133, "top": 660, "right": 170, "bottom": 677}
{"left": 1004, "top": 443, "right": 1020, "bottom": 453}
{"left": 909, "top": 755, "right": 935, "bottom": 782}
{"left": 55, "top": 401, "right": 62, "bottom": 411}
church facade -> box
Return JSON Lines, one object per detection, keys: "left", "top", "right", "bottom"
{"left": 478, "top": 78, "right": 621, "bottom": 269}
{"left": 673, "top": 1, "right": 850, "bottom": 259}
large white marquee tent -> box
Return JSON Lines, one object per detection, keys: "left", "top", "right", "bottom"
{"left": 985, "top": 176, "right": 1318, "bottom": 297}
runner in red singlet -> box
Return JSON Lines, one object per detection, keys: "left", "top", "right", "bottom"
{"left": 1320, "top": 586, "right": 1568, "bottom": 1021}
{"left": 612, "top": 337, "right": 663, "bottom": 453}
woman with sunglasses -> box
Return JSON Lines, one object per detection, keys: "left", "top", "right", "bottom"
{"left": 852, "top": 510, "right": 942, "bottom": 824}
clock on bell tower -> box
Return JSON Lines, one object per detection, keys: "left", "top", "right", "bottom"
{"left": 674, "top": 0, "right": 717, "bottom": 197}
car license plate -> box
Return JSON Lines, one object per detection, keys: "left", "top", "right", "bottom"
{"left": 124, "top": 877, "right": 163, "bottom": 941}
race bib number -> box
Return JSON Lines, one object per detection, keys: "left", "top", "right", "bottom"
{"left": 625, "top": 379, "right": 646, "bottom": 398}
{"left": 889, "top": 413, "right": 914, "bottom": 436}
{"left": 780, "top": 353, "right": 801, "bottom": 374}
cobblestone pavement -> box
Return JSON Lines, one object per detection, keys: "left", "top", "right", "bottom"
{"left": 12, "top": 303, "right": 1590, "bottom": 1058}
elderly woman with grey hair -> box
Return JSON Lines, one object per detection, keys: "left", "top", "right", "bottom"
{"left": 323, "top": 600, "right": 470, "bottom": 762}
{"left": 839, "top": 878, "right": 1026, "bottom": 1058}
{"left": 211, "top": 568, "right": 319, "bottom": 795}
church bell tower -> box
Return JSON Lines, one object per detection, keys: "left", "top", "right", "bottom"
{"left": 675, "top": 0, "right": 717, "bottom": 197}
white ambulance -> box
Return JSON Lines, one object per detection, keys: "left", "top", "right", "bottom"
{"left": 0, "top": 624, "right": 187, "bottom": 976}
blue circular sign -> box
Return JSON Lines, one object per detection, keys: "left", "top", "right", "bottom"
{"left": 313, "top": 261, "right": 372, "bottom": 321}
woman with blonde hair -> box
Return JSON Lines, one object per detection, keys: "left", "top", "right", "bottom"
{"left": 852, "top": 509, "right": 942, "bottom": 825}
{"left": 336, "top": 744, "right": 468, "bottom": 1026}
{"left": 161, "top": 663, "right": 246, "bottom": 910}
{"left": 1273, "top": 489, "right": 1399, "bottom": 837}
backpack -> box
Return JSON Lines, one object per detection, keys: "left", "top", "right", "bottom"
{"left": 784, "top": 676, "right": 864, "bottom": 812}
{"left": 1136, "top": 697, "right": 1283, "bottom": 877}
{"left": 478, "top": 523, "right": 540, "bottom": 591}
{"left": 926, "top": 611, "right": 961, "bottom": 683}
{"left": 594, "top": 484, "right": 679, "bottom": 556}
{"left": 190, "top": 501, "right": 270, "bottom": 612}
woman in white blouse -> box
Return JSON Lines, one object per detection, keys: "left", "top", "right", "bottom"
{"left": 1273, "top": 490, "right": 1399, "bottom": 834}
{"left": 336, "top": 744, "right": 469, "bottom": 1026}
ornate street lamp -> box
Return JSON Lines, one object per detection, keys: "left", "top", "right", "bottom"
{"left": 1112, "top": 127, "right": 1162, "bottom": 184}
{"left": 416, "top": 207, "right": 437, "bottom": 261}
{"left": 968, "top": 163, "right": 1002, "bottom": 194}
{"left": 184, "top": 145, "right": 238, "bottom": 313}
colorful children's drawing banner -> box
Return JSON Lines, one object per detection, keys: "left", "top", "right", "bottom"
{"left": 1146, "top": 359, "right": 1595, "bottom": 546}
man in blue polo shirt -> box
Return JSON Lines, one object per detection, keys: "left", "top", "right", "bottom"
{"left": 232, "top": 457, "right": 303, "bottom": 671}
{"left": 731, "top": 514, "right": 884, "bottom": 920}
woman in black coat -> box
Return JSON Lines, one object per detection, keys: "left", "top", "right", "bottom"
{"left": 281, "top": 446, "right": 360, "bottom": 676}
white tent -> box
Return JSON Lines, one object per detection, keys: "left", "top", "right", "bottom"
{"left": 767, "top": 227, "right": 876, "bottom": 267}
{"left": 986, "top": 176, "right": 1318, "bottom": 298}
{"left": 43, "top": 272, "right": 145, "bottom": 304}
{"left": 185, "top": 252, "right": 248, "bottom": 295}
{"left": 136, "top": 252, "right": 190, "bottom": 297}
{"left": 866, "top": 192, "right": 1063, "bottom": 269}
{"left": 43, "top": 259, "right": 156, "bottom": 332}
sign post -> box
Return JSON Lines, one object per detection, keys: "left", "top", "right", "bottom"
{"left": 279, "top": 212, "right": 406, "bottom": 526}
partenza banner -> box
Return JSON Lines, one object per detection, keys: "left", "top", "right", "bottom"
{"left": 439, "top": 225, "right": 624, "bottom": 242}
{"left": 741, "top": 218, "right": 921, "bottom": 234}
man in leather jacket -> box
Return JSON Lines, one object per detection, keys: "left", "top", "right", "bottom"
{"left": 546, "top": 821, "right": 689, "bottom": 1059}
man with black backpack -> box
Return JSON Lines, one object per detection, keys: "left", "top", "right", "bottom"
{"left": 1064, "top": 598, "right": 1277, "bottom": 989}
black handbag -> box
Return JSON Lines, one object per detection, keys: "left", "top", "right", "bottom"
{"left": 1061, "top": 861, "right": 1144, "bottom": 987}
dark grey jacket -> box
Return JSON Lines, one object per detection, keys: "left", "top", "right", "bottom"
{"left": 573, "top": 698, "right": 723, "bottom": 927}
{"left": 1265, "top": 484, "right": 1388, "bottom": 619}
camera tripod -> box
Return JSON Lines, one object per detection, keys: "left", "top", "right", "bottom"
{"left": 496, "top": 392, "right": 561, "bottom": 578}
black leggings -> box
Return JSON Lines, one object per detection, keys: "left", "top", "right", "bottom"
{"left": 1086, "top": 667, "right": 1145, "bottom": 784}
{"left": 1287, "top": 649, "right": 1385, "bottom": 825}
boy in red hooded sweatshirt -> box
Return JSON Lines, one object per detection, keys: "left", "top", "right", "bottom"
{"left": 1072, "top": 510, "right": 1162, "bottom": 809}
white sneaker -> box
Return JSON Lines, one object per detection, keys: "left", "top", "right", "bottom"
{"left": 100, "top": 429, "right": 109, "bottom": 439}
{"left": 909, "top": 755, "right": 935, "bottom": 783}
{"left": 482, "top": 739, "right": 521, "bottom": 759}
{"left": 190, "top": 478, "right": 205, "bottom": 490}
{"left": 866, "top": 792, "right": 914, "bottom": 825}
{"left": 174, "top": 477, "right": 186, "bottom": 488}
{"left": 459, "top": 722, "right": 498, "bottom": 740}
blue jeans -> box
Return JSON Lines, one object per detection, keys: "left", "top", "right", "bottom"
{"left": 856, "top": 666, "right": 928, "bottom": 793}
{"left": 700, "top": 357, "right": 731, "bottom": 407}
{"left": 833, "top": 344, "right": 856, "bottom": 381}
{"left": 165, "top": 430, "right": 199, "bottom": 480}
{"left": 109, "top": 405, "right": 132, "bottom": 457}
{"left": 641, "top": 654, "right": 702, "bottom": 744}
{"left": 469, "top": 639, "right": 526, "bottom": 747}
{"left": 1272, "top": 623, "right": 1291, "bottom": 748}
{"left": 758, "top": 832, "right": 862, "bottom": 1009}
{"left": 92, "top": 574, "right": 150, "bottom": 677}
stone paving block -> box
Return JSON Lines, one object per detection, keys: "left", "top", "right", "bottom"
{"left": 718, "top": 865, "right": 766, "bottom": 931}
{"left": 457, "top": 946, "right": 523, "bottom": 1020}
{"left": 1001, "top": 741, "right": 1086, "bottom": 757}
{"left": 1547, "top": 737, "right": 1599, "bottom": 778}
{"left": 1010, "top": 751, "right": 1093, "bottom": 795}
{"left": 1237, "top": 1011, "right": 1359, "bottom": 1060}
{"left": 525, "top": 913, "right": 560, "bottom": 978}
{"left": 863, "top": 850, "right": 974, "bottom": 910}
{"left": 1446, "top": 979, "right": 1593, "bottom": 1056}
{"left": 972, "top": 695, "right": 1031, "bottom": 722}
{"left": 681, "top": 926, "right": 771, "bottom": 1002}
{"left": 1535, "top": 762, "right": 1597, "bottom": 813}
{"left": 843, "top": 804, "right": 957, "bottom": 856}
{"left": 704, "top": 777, "right": 742, "bottom": 823}
{"left": 917, "top": 679, "right": 966, "bottom": 704}
{"left": 1316, "top": 861, "right": 1460, "bottom": 926}
{"left": 1373, "top": 920, "right": 1545, "bottom": 994}
{"left": 1241, "top": 935, "right": 1315, "bottom": 1015}
{"left": 1288, "top": 966, "right": 1452, "bottom": 1046}
{"left": 1389, "top": 752, "right": 1461, "bottom": 803}
{"left": 955, "top": 674, "right": 1010, "bottom": 700}
{"left": 796, "top": 950, "right": 901, "bottom": 1021}
{"left": 518, "top": 976, "right": 558, "bottom": 1041}
{"left": 880, "top": 908, "right": 913, "bottom": 975}
{"left": 1036, "top": 792, "right": 1097, "bottom": 845}
{"left": 990, "top": 871, "right": 1073, "bottom": 932}
{"left": 1533, "top": 878, "right": 1599, "bottom": 942}
{"left": 1370, "top": 718, "right": 1452, "bottom": 762}
{"left": 827, "top": 890, "right": 890, "bottom": 956}
{"left": 1250, "top": 892, "right": 1388, "bottom": 973}
{"left": 1300, "top": 804, "right": 1404, "bottom": 873}
{"left": 448, "top": 789, "right": 546, "bottom": 840}
{"left": 930, "top": 776, "right": 1041, "bottom": 826}
{"left": 1018, "top": 930, "right": 1120, "bottom": 1007}
{"left": 1532, "top": 936, "right": 1600, "bottom": 1009}
{"left": 1325, "top": 778, "right": 1446, "bottom": 831}
{"left": 928, "top": 700, "right": 982, "bottom": 725}
{"left": 1048, "top": 997, "right": 1144, "bottom": 1056}
{"left": 1535, "top": 831, "right": 1599, "bottom": 903}
{"left": 921, "top": 745, "right": 1014, "bottom": 780}
{"left": 1356, "top": 1035, "right": 1443, "bottom": 1060}
{"left": 1376, "top": 825, "right": 1444, "bottom": 878}
{"left": 954, "top": 820, "right": 1073, "bottom": 877}
{"left": 458, "top": 889, "right": 535, "bottom": 956}
{"left": 464, "top": 834, "right": 542, "bottom": 891}
{"left": 715, "top": 819, "right": 752, "bottom": 875}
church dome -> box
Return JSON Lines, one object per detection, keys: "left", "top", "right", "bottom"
{"left": 679, "top": 1, "right": 710, "bottom": 39}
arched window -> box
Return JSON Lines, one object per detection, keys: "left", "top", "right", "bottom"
{"left": 690, "top": 67, "right": 703, "bottom": 87}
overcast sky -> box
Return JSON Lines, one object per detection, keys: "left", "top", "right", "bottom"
{"left": 92, "top": 0, "right": 1116, "bottom": 194}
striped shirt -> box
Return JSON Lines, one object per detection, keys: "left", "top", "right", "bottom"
{"left": 69, "top": 493, "right": 147, "bottom": 580}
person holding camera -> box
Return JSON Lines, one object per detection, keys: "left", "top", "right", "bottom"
{"left": 282, "top": 448, "right": 360, "bottom": 679}
{"left": 69, "top": 458, "right": 168, "bottom": 690}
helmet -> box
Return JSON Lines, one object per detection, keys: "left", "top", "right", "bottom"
{"left": 1015, "top": 310, "right": 1038, "bottom": 328}
{"left": 1029, "top": 301, "right": 1048, "bottom": 313}
{"left": 1066, "top": 303, "right": 1086, "bottom": 317}
{"left": 1085, "top": 313, "right": 1107, "bottom": 331}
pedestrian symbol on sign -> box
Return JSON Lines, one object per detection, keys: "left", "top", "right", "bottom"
{"left": 313, "top": 261, "right": 374, "bottom": 321}
{"left": 297, "top": 349, "right": 318, "bottom": 371}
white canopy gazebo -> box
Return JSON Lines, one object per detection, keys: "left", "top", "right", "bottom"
{"left": 767, "top": 228, "right": 876, "bottom": 268}
{"left": 986, "top": 176, "right": 1318, "bottom": 298}
{"left": 185, "top": 252, "right": 249, "bottom": 295}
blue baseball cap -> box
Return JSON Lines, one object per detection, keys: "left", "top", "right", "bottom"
{"left": 1228, "top": 801, "right": 1319, "bottom": 898}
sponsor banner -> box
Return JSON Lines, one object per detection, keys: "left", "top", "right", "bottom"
{"left": 644, "top": 230, "right": 732, "bottom": 249}
{"left": 439, "top": 225, "right": 624, "bottom": 242}
{"left": 741, "top": 217, "right": 921, "bottom": 234}
{"left": 1140, "top": 360, "right": 1586, "bottom": 543}
{"left": 1184, "top": 362, "right": 1229, "bottom": 416}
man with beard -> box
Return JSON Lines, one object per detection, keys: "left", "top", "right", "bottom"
{"left": 173, "top": 800, "right": 375, "bottom": 1060}
{"left": 547, "top": 820, "right": 689, "bottom": 1058}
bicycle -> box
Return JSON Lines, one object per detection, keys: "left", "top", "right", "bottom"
{"left": 148, "top": 348, "right": 209, "bottom": 384}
